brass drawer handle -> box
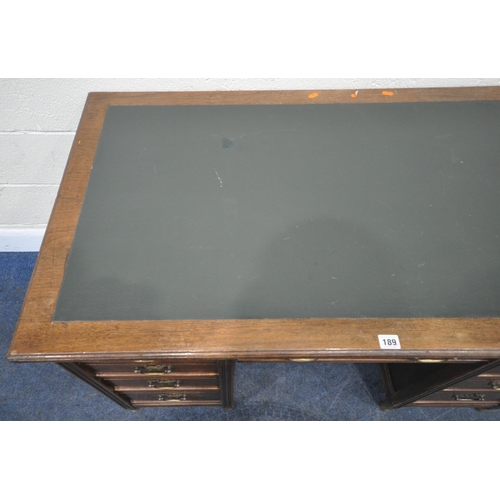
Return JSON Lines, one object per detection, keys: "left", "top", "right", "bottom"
{"left": 289, "top": 358, "right": 316, "bottom": 363}
{"left": 416, "top": 359, "right": 445, "bottom": 363}
{"left": 134, "top": 364, "right": 173, "bottom": 374}
{"left": 489, "top": 380, "right": 500, "bottom": 390}
{"left": 158, "top": 393, "right": 187, "bottom": 402}
{"left": 148, "top": 379, "right": 181, "bottom": 388}
{"left": 453, "top": 393, "right": 485, "bottom": 401}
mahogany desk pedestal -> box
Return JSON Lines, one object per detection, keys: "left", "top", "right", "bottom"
{"left": 8, "top": 89, "right": 500, "bottom": 411}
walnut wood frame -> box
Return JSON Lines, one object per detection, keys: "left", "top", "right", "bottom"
{"left": 8, "top": 88, "right": 500, "bottom": 370}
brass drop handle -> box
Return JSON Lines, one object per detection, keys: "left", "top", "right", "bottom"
{"left": 134, "top": 364, "right": 173, "bottom": 374}
{"left": 148, "top": 379, "right": 181, "bottom": 388}
{"left": 158, "top": 393, "right": 187, "bottom": 402}
{"left": 489, "top": 380, "right": 500, "bottom": 390}
{"left": 453, "top": 393, "right": 485, "bottom": 401}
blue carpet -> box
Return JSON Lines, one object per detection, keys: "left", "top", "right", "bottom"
{"left": 1, "top": 252, "right": 498, "bottom": 421}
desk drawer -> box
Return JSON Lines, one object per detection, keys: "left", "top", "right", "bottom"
{"left": 86, "top": 360, "right": 218, "bottom": 377}
{"left": 478, "top": 364, "right": 500, "bottom": 377}
{"left": 444, "top": 376, "right": 500, "bottom": 391}
{"left": 125, "top": 389, "right": 222, "bottom": 406}
{"left": 412, "top": 389, "right": 500, "bottom": 403}
{"left": 107, "top": 375, "right": 220, "bottom": 391}
{"left": 71, "top": 359, "right": 235, "bottom": 409}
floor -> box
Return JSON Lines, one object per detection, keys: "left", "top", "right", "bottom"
{"left": 1, "top": 252, "right": 498, "bottom": 420}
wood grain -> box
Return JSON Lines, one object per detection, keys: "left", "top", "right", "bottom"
{"left": 88, "top": 87, "right": 500, "bottom": 106}
{"left": 9, "top": 318, "right": 500, "bottom": 361}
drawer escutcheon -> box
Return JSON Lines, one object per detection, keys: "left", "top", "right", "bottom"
{"left": 134, "top": 364, "right": 173, "bottom": 374}
{"left": 158, "top": 393, "right": 187, "bottom": 402}
{"left": 488, "top": 380, "right": 500, "bottom": 390}
{"left": 148, "top": 379, "right": 181, "bottom": 388}
{"left": 452, "top": 393, "right": 485, "bottom": 401}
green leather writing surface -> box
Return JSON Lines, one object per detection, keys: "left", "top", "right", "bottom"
{"left": 54, "top": 102, "right": 500, "bottom": 321}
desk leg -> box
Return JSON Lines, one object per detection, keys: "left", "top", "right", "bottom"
{"left": 58, "top": 362, "right": 137, "bottom": 410}
{"left": 219, "top": 360, "right": 236, "bottom": 410}
{"left": 379, "top": 361, "right": 497, "bottom": 410}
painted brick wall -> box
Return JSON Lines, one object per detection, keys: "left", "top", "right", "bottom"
{"left": 1, "top": 78, "right": 499, "bottom": 250}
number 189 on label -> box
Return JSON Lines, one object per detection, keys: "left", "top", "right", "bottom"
{"left": 378, "top": 335, "right": 401, "bottom": 349}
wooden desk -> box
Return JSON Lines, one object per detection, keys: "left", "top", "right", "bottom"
{"left": 8, "top": 88, "right": 500, "bottom": 411}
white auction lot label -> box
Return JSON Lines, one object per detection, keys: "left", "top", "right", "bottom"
{"left": 378, "top": 335, "right": 401, "bottom": 349}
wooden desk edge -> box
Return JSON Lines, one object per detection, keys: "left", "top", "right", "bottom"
{"left": 86, "top": 87, "right": 500, "bottom": 106}
{"left": 8, "top": 87, "right": 500, "bottom": 363}
{"left": 8, "top": 317, "right": 500, "bottom": 362}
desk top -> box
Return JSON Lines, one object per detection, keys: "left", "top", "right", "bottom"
{"left": 8, "top": 88, "right": 500, "bottom": 362}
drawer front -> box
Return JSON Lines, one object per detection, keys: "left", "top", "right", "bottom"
{"left": 106, "top": 376, "right": 220, "bottom": 391}
{"left": 125, "top": 389, "right": 222, "bottom": 405}
{"left": 239, "top": 357, "right": 433, "bottom": 363}
{"left": 478, "top": 364, "right": 500, "bottom": 377}
{"left": 86, "top": 360, "right": 218, "bottom": 377}
{"left": 446, "top": 376, "right": 500, "bottom": 391}
{"left": 413, "top": 389, "right": 500, "bottom": 404}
